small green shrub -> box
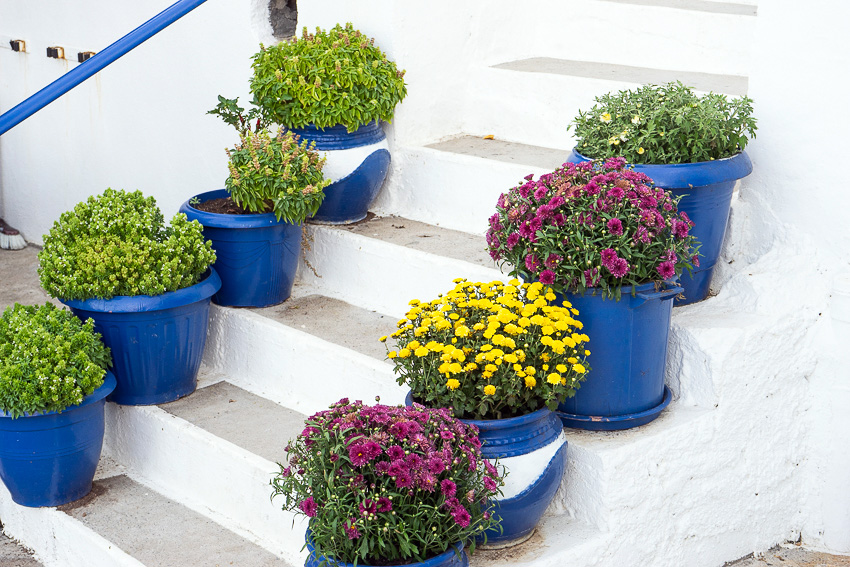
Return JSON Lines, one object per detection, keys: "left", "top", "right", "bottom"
{"left": 0, "top": 303, "right": 111, "bottom": 418}
{"left": 225, "top": 129, "right": 330, "bottom": 223}
{"left": 39, "top": 189, "right": 216, "bottom": 300}
{"left": 250, "top": 23, "right": 408, "bottom": 131}
{"left": 570, "top": 81, "right": 757, "bottom": 164}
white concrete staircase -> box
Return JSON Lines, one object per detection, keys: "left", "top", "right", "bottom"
{"left": 2, "top": 1, "right": 812, "bottom": 566}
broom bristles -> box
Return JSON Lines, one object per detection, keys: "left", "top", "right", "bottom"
{"left": 0, "top": 218, "right": 27, "bottom": 250}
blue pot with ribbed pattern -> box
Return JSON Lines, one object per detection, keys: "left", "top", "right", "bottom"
{"left": 289, "top": 122, "right": 391, "bottom": 224}
{"left": 61, "top": 270, "right": 220, "bottom": 405}
{"left": 180, "top": 189, "right": 301, "bottom": 307}
{"left": 406, "top": 393, "right": 566, "bottom": 546}
{"left": 305, "top": 530, "right": 468, "bottom": 567}
{"left": 566, "top": 149, "right": 752, "bottom": 305}
{"left": 0, "top": 372, "right": 116, "bottom": 507}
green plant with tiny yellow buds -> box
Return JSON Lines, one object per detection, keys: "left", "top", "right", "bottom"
{"left": 38, "top": 189, "right": 216, "bottom": 300}
{"left": 0, "top": 303, "right": 111, "bottom": 418}
{"left": 225, "top": 129, "right": 329, "bottom": 223}
{"left": 570, "top": 81, "right": 757, "bottom": 164}
{"left": 249, "top": 23, "right": 408, "bottom": 131}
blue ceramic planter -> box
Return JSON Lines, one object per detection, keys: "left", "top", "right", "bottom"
{"left": 305, "top": 531, "right": 467, "bottom": 567}
{"left": 406, "top": 393, "right": 566, "bottom": 546}
{"left": 180, "top": 189, "right": 301, "bottom": 307}
{"left": 554, "top": 281, "right": 678, "bottom": 430}
{"left": 290, "top": 122, "right": 391, "bottom": 224}
{"left": 566, "top": 149, "right": 753, "bottom": 305}
{"left": 61, "top": 270, "right": 220, "bottom": 406}
{"left": 0, "top": 372, "right": 116, "bottom": 507}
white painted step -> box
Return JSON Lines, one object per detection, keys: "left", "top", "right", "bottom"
{"left": 105, "top": 378, "right": 308, "bottom": 565}
{"left": 461, "top": 60, "right": 749, "bottom": 151}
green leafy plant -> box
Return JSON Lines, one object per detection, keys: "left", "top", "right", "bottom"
{"left": 271, "top": 398, "right": 503, "bottom": 565}
{"left": 384, "top": 279, "right": 590, "bottom": 420}
{"left": 225, "top": 129, "right": 330, "bottom": 223}
{"left": 487, "top": 159, "right": 699, "bottom": 299}
{"left": 0, "top": 303, "right": 111, "bottom": 418}
{"left": 249, "top": 23, "right": 408, "bottom": 131}
{"left": 570, "top": 81, "right": 757, "bottom": 164}
{"left": 38, "top": 189, "right": 216, "bottom": 300}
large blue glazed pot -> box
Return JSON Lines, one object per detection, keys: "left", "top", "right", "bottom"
{"left": 554, "top": 281, "right": 679, "bottom": 430}
{"left": 405, "top": 393, "right": 567, "bottom": 546}
{"left": 0, "top": 372, "right": 116, "bottom": 507}
{"left": 289, "top": 121, "right": 391, "bottom": 224}
{"left": 566, "top": 149, "right": 753, "bottom": 305}
{"left": 305, "top": 531, "right": 468, "bottom": 567}
{"left": 61, "top": 270, "right": 221, "bottom": 406}
{"left": 180, "top": 189, "right": 301, "bottom": 307}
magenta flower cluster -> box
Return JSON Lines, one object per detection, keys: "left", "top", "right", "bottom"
{"left": 486, "top": 158, "right": 699, "bottom": 298}
{"left": 271, "top": 398, "right": 502, "bottom": 565}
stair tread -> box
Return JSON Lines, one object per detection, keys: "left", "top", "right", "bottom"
{"left": 0, "top": 534, "right": 43, "bottom": 567}
{"left": 328, "top": 214, "right": 496, "bottom": 267}
{"left": 159, "top": 380, "right": 304, "bottom": 465}
{"left": 426, "top": 136, "right": 567, "bottom": 171}
{"left": 599, "top": 0, "right": 757, "bottom": 17}
{"left": 253, "top": 289, "right": 394, "bottom": 361}
{"left": 492, "top": 57, "right": 748, "bottom": 96}
{"left": 0, "top": 246, "right": 56, "bottom": 310}
{"left": 57, "top": 474, "right": 291, "bottom": 567}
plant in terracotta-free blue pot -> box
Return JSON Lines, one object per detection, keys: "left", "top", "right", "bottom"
{"left": 181, "top": 115, "right": 329, "bottom": 307}
{"left": 385, "top": 278, "right": 590, "bottom": 546}
{"left": 271, "top": 398, "right": 501, "bottom": 566}
{"left": 38, "top": 189, "right": 219, "bottom": 405}
{"left": 568, "top": 81, "right": 756, "bottom": 304}
{"left": 487, "top": 158, "right": 698, "bottom": 430}
{"left": 248, "top": 23, "right": 408, "bottom": 224}
{"left": 0, "top": 303, "right": 115, "bottom": 507}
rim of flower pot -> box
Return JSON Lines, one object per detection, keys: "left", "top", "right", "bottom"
{"left": 180, "top": 189, "right": 299, "bottom": 229}
{"left": 567, "top": 148, "right": 753, "bottom": 187}
{"left": 59, "top": 268, "right": 221, "bottom": 314}
{"left": 305, "top": 528, "right": 465, "bottom": 566}
{"left": 557, "top": 385, "right": 673, "bottom": 431}
{"left": 0, "top": 371, "right": 117, "bottom": 419}
{"left": 288, "top": 120, "right": 385, "bottom": 150}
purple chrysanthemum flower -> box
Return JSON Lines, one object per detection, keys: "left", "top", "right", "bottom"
{"left": 452, "top": 506, "right": 471, "bottom": 528}
{"left": 673, "top": 220, "right": 689, "bottom": 239}
{"left": 483, "top": 476, "right": 498, "bottom": 491}
{"left": 359, "top": 499, "right": 377, "bottom": 516}
{"left": 344, "top": 519, "right": 361, "bottom": 540}
{"left": 377, "top": 497, "right": 393, "bottom": 513}
{"left": 441, "top": 479, "right": 457, "bottom": 497}
{"left": 692, "top": 254, "right": 700, "bottom": 268}
{"left": 657, "top": 261, "right": 675, "bottom": 279}
{"left": 395, "top": 471, "right": 413, "bottom": 488}
{"left": 600, "top": 248, "right": 618, "bottom": 268}
{"left": 387, "top": 445, "right": 405, "bottom": 461}
{"left": 348, "top": 443, "right": 370, "bottom": 467}
{"left": 608, "top": 257, "right": 630, "bottom": 278}
{"left": 428, "top": 456, "right": 446, "bottom": 474}
{"left": 607, "top": 218, "right": 624, "bottom": 235}
{"left": 299, "top": 496, "right": 318, "bottom": 517}
{"left": 539, "top": 269, "right": 555, "bottom": 285}
{"left": 506, "top": 232, "right": 520, "bottom": 250}
{"left": 525, "top": 254, "right": 541, "bottom": 273}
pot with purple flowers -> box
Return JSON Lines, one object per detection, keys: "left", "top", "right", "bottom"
{"left": 271, "top": 398, "right": 501, "bottom": 566}
{"left": 487, "top": 158, "right": 699, "bottom": 430}
{"left": 384, "top": 279, "right": 590, "bottom": 546}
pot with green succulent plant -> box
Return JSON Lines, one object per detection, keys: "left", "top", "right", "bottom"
{"left": 243, "top": 22, "right": 407, "bottom": 224}
{"left": 0, "top": 303, "right": 115, "bottom": 507}
{"left": 38, "top": 189, "right": 220, "bottom": 405}
{"left": 181, "top": 110, "right": 329, "bottom": 307}
{"left": 568, "top": 81, "right": 757, "bottom": 304}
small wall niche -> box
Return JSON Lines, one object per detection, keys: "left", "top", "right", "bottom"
{"left": 268, "top": 0, "right": 297, "bottom": 39}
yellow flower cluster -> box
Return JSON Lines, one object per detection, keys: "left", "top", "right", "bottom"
{"left": 384, "top": 279, "right": 591, "bottom": 419}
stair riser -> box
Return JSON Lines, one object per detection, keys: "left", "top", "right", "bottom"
{"left": 102, "top": 403, "right": 307, "bottom": 564}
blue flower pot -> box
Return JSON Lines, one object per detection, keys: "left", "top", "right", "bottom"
{"left": 61, "top": 270, "right": 221, "bottom": 406}
{"left": 0, "top": 372, "right": 116, "bottom": 507}
{"left": 405, "top": 393, "right": 566, "bottom": 547}
{"left": 566, "top": 149, "right": 753, "bottom": 305}
{"left": 289, "top": 122, "right": 391, "bottom": 224}
{"left": 305, "top": 531, "right": 467, "bottom": 567}
{"left": 555, "top": 281, "right": 679, "bottom": 430}
{"left": 180, "top": 189, "right": 301, "bottom": 307}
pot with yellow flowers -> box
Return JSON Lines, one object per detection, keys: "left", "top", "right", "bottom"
{"left": 383, "top": 278, "right": 590, "bottom": 546}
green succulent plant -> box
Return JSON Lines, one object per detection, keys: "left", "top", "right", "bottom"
{"left": 0, "top": 303, "right": 111, "bottom": 418}
{"left": 38, "top": 189, "right": 216, "bottom": 300}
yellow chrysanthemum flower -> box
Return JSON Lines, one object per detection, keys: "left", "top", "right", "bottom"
{"left": 572, "top": 363, "right": 587, "bottom": 374}
{"left": 415, "top": 347, "right": 429, "bottom": 357}
{"left": 484, "top": 385, "right": 496, "bottom": 396}
{"left": 524, "top": 375, "right": 537, "bottom": 388}
{"left": 399, "top": 348, "right": 411, "bottom": 358}
{"left": 547, "top": 373, "right": 561, "bottom": 385}
{"left": 388, "top": 351, "right": 397, "bottom": 359}
{"left": 557, "top": 364, "right": 568, "bottom": 373}
{"left": 446, "top": 378, "right": 460, "bottom": 390}
{"left": 379, "top": 335, "right": 388, "bottom": 343}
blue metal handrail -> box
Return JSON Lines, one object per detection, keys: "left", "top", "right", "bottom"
{"left": 0, "top": 0, "right": 210, "bottom": 136}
